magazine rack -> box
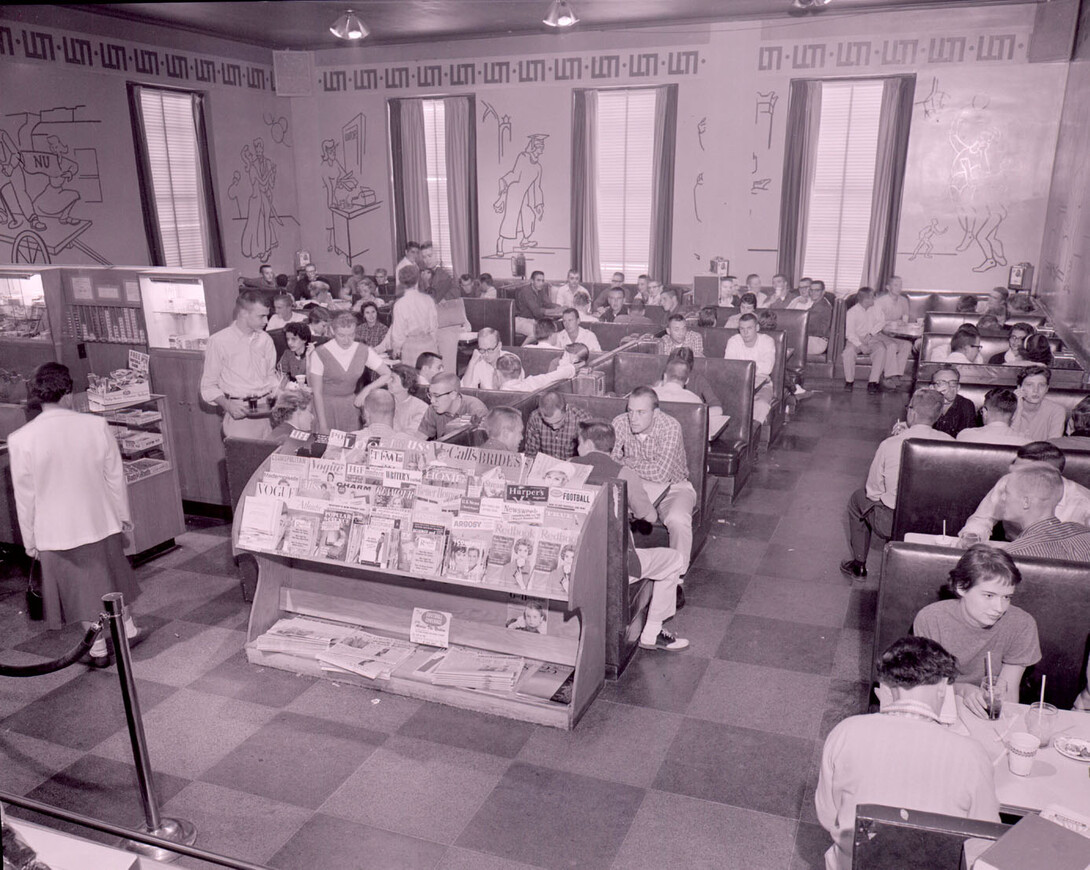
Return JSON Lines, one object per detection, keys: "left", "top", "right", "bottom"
{"left": 233, "top": 451, "right": 607, "bottom": 730}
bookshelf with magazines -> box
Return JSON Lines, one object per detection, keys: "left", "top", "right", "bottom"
{"left": 233, "top": 434, "right": 607, "bottom": 729}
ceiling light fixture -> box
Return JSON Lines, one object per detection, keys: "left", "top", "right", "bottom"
{"left": 330, "top": 10, "right": 369, "bottom": 41}
{"left": 792, "top": 0, "right": 833, "bottom": 8}
{"left": 543, "top": 1, "right": 579, "bottom": 28}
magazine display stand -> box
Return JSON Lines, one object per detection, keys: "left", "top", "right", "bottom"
{"left": 234, "top": 440, "right": 607, "bottom": 730}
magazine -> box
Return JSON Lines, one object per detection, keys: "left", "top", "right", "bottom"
{"left": 505, "top": 596, "right": 549, "bottom": 635}
{"left": 485, "top": 523, "right": 539, "bottom": 590}
{"left": 532, "top": 527, "right": 578, "bottom": 593}
{"left": 525, "top": 453, "right": 592, "bottom": 488}
{"left": 445, "top": 516, "right": 495, "bottom": 583}
{"left": 408, "top": 521, "right": 449, "bottom": 576}
{"left": 314, "top": 507, "right": 358, "bottom": 562}
{"left": 316, "top": 632, "right": 416, "bottom": 680}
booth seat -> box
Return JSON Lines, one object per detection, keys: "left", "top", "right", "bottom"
{"left": 585, "top": 321, "right": 664, "bottom": 351}
{"left": 903, "top": 291, "right": 1039, "bottom": 320}
{"left": 922, "top": 311, "right": 1047, "bottom": 334}
{"left": 890, "top": 439, "right": 1090, "bottom": 542}
{"left": 610, "top": 352, "right": 757, "bottom": 502}
{"left": 828, "top": 295, "right": 919, "bottom": 386}
{"left": 712, "top": 307, "right": 811, "bottom": 380}
{"left": 875, "top": 542, "right": 1090, "bottom": 708}
{"left": 955, "top": 383, "right": 1090, "bottom": 413}
{"left": 851, "top": 804, "right": 1010, "bottom": 870}
{"left": 914, "top": 355, "right": 1085, "bottom": 393}
{"left": 463, "top": 297, "right": 515, "bottom": 346}
{"left": 919, "top": 333, "right": 1064, "bottom": 366}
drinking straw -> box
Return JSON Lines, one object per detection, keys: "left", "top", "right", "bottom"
{"left": 1038, "top": 676, "right": 1047, "bottom": 729}
{"left": 942, "top": 520, "right": 947, "bottom": 538}
{"left": 986, "top": 652, "right": 995, "bottom": 714}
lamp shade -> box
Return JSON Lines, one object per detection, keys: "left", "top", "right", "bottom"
{"left": 543, "top": 1, "right": 579, "bottom": 28}
{"left": 330, "top": 10, "right": 369, "bottom": 40}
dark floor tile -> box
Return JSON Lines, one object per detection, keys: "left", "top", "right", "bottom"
{"left": 693, "top": 537, "right": 768, "bottom": 576}
{"left": 730, "top": 486, "right": 797, "bottom": 513}
{"left": 793, "top": 821, "right": 831, "bottom": 870}
{"left": 188, "top": 650, "right": 316, "bottom": 707}
{"left": 716, "top": 614, "right": 838, "bottom": 675}
{"left": 456, "top": 762, "right": 644, "bottom": 870}
{"left": 599, "top": 651, "right": 709, "bottom": 713}
{"left": 184, "top": 514, "right": 232, "bottom": 532}
{"left": 799, "top": 452, "right": 872, "bottom": 475}
{"left": 714, "top": 509, "right": 781, "bottom": 542}
{"left": 22, "top": 753, "right": 189, "bottom": 836}
{"left": 844, "top": 588, "right": 879, "bottom": 631}
{"left": 2, "top": 670, "right": 176, "bottom": 750}
{"left": 681, "top": 567, "right": 751, "bottom": 611}
{"left": 269, "top": 812, "right": 445, "bottom": 870}
{"left": 654, "top": 718, "right": 814, "bottom": 818}
{"left": 178, "top": 588, "right": 251, "bottom": 628}
{"left": 748, "top": 467, "right": 800, "bottom": 491}
{"left": 201, "top": 711, "right": 386, "bottom": 808}
{"left": 397, "top": 702, "right": 533, "bottom": 758}
{"left": 756, "top": 542, "right": 849, "bottom": 584}
{"left": 175, "top": 540, "right": 239, "bottom": 576}
{"left": 774, "top": 434, "right": 821, "bottom": 453}
{"left": 819, "top": 679, "right": 872, "bottom": 738}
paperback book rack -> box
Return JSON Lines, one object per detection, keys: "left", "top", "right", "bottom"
{"left": 233, "top": 435, "right": 607, "bottom": 729}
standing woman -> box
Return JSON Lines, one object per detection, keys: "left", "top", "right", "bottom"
{"left": 9, "top": 363, "right": 139, "bottom": 664}
{"left": 310, "top": 312, "right": 392, "bottom": 433}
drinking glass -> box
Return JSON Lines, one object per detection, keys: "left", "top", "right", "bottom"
{"left": 980, "top": 675, "right": 1003, "bottom": 721}
{"left": 1026, "top": 702, "right": 1058, "bottom": 747}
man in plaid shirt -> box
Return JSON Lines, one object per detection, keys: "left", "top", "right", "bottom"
{"left": 612, "top": 386, "right": 697, "bottom": 581}
{"left": 523, "top": 391, "right": 590, "bottom": 460}
{"left": 658, "top": 314, "right": 705, "bottom": 357}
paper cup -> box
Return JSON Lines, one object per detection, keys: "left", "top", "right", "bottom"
{"left": 1008, "top": 732, "right": 1038, "bottom": 776}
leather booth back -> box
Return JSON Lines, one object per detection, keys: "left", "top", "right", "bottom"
{"left": 463, "top": 297, "right": 515, "bottom": 347}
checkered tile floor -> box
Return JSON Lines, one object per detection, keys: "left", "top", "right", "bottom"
{"left": 0, "top": 387, "right": 906, "bottom": 869}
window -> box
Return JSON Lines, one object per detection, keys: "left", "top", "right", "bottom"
{"left": 420, "top": 99, "right": 451, "bottom": 268}
{"left": 128, "top": 84, "right": 222, "bottom": 267}
{"left": 594, "top": 89, "right": 656, "bottom": 277}
{"left": 801, "top": 80, "right": 884, "bottom": 294}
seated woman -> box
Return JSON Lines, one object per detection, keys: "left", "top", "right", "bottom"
{"left": 522, "top": 317, "right": 560, "bottom": 348}
{"left": 697, "top": 307, "right": 718, "bottom": 328}
{"left": 274, "top": 322, "right": 315, "bottom": 432}
{"left": 309, "top": 280, "right": 334, "bottom": 307}
{"left": 1021, "top": 333, "right": 1054, "bottom": 366}
{"left": 310, "top": 311, "right": 392, "bottom": 433}
{"left": 988, "top": 321, "right": 1035, "bottom": 365}
{"left": 724, "top": 293, "right": 757, "bottom": 329}
{"left": 913, "top": 545, "right": 1041, "bottom": 718}
{"left": 350, "top": 275, "right": 387, "bottom": 310}
{"left": 956, "top": 294, "right": 980, "bottom": 314}
{"left": 307, "top": 306, "right": 333, "bottom": 344}
{"left": 383, "top": 363, "right": 429, "bottom": 435}
{"left": 355, "top": 301, "right": 389, "bottom": 351}
{"left": 278, "top": 321, "right": 312, "bottom": 382}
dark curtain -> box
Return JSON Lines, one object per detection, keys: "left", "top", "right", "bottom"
{"left": 570, "top": 89, "right": 599, "bottom": 278}
{"left": 776, "top": 80, "right": 823, "bottom": 285}
{"left": 649, "top": 84, "right": 678, "bottom": 283}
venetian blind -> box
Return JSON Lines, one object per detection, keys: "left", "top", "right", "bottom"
{"left": 420, "top": 99, "right": 452, "bottom": 268}
{"left": 595, "top": 89, "right": 656, "bottom": 277}
{"left": 801, "top": 80, "right": 884, "bottom": 295}
{"left": 136, "top": 87, "right": 210, "bottom": 268}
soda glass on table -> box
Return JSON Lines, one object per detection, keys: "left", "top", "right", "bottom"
{"left": 980, "top": 675, "right": 1003, "bottom": 720}
{"left": 1025, "top": 702, "right": 1058, "bottom": 747}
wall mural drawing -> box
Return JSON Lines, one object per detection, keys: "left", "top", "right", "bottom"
{"left": 949, "top": 106, "right": 1009, "bottom": 273}
{"left": 321, "top": 114, "right": 381, "bottom": 267}
{"left": 481, "top": 101, "right": 513, "bottom": 162}
{"left": 697, "top": 117, "right": 707, "bottom": 152}
{"left": 263, "top": 112, "right": 291, "bottom": 148}
{"left": 227, "top": 171, "right": 244, "bottom": 219}
{"left": 239, "top": 137, "right": 281, "bottom": 262}
{"left": 915, "top": 77, "right": 949, "bottom": 122}
{"left": 693, "top": 172, "right": 704, "bottom": 223}
{"left": 0, "top": 104, "right": 108, "bottom": 265}
{"left": 493, "top": 133, "right": 547, "bottom": 256}
{"left": 755, "top": 91, "right": 778, "bottom": 149}
{"left": 909, "top": 218, "right": 948, "bottom": 260}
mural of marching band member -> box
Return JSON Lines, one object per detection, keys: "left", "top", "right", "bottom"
{"left": 240, "top": 137, "right": 279, "bottom": 261}
{"left": 494, "top": 133, "right": 547, "bottom": 256}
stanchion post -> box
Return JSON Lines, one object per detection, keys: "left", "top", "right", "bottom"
{"left": 102, "top": 592, "right": 196, "bottom": 862}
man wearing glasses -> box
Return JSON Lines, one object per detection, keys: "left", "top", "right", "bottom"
{"left": 891, "top": 366, "right": 977, "bottom": 439}
{"left": 461, "top": 327, "right": 504, "bottom": 390}
{"left": 417, "top": 373, "right": 488, "bottom": 440}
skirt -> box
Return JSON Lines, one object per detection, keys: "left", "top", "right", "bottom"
{"left": 39, "top": 533, "right": 140, "bottom": 630}
{"left": 324, "top": 392, "right": 362, "bottom": 432}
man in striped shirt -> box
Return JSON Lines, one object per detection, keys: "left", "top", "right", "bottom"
{"left": 998, "top": 464, "right": 1090, "bottom": 562}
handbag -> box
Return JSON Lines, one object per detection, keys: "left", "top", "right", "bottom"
{"left": 25, "top": 558, "right": 43, "bottom": 621}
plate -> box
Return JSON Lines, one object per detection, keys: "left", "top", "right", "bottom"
{"left": 1053, "top": 735, "right": 1090, "bottom": 762}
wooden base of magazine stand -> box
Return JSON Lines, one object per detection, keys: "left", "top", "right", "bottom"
{"left": 239, "top": 490, "right": 608, "bottom": 730}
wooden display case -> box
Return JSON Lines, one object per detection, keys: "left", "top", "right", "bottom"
{"left": 59, "top": 266, "right": 149, "bottom": 380}
{"left": 233, "top": 452, "right": 607, "bottom": 730}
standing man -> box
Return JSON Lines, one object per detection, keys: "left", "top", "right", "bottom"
{"left": 841, "top": 389, "right": 952, "bottom": 578}
{"left": 200, "top": 290, "right": 281, "bottom": 439}
{"left": 389, "top": 263, "right": 439, "bottom": 366}
{"left": 515, "top": 270, "right": 562, "bottom": 338}
{"left": 395, "top": 241, "right": 420, "bottom": 277}
{"left": 816, "top": 636, "right": 999, "bottom": 870}
{"left": 555, "top": 308, "right": 601, "bottom": 352}
{"left": 612, "top": 387, "right": 696, "bottom": 585}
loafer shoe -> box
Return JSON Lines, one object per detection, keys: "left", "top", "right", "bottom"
{"left": 639, "top": 630, "right": 690, "bottom": 652}
{"left": 839, "top": 559, "right": 867, "bottom": 579}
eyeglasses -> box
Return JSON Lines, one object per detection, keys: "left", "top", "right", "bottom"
{"left": 478, "top": 344, "right": 500, "bottom": 353}
{"left": 428, "top": 390, "right": 455, "bottom": 402}
{"left": 970, "top": 344, "right": 983, "bottom": 349}
{"left": 933, "top": 379, "right": 959, "bottom": 387}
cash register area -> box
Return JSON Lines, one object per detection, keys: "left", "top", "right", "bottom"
{"left": 0, "top": 389, "right": 894, "bottom": 870}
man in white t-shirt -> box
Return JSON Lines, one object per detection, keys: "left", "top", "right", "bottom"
{"left": 265, "top": 293, "right": 307, "bottom": 332}
{"left": 553, "top": 269, "right": 588, "bottom": 309}
{"left": 654, "top": 359, "right": 702, "bottom": 405}
{"left": 724, "top": 314, "right": 776, "bottom": 423}
{"left": 554, "top": 308, "right": 601, "bottom": 352}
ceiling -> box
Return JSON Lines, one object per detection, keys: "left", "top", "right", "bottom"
{"left": 59, "top": 1, "right": 1040, "bottom": 51}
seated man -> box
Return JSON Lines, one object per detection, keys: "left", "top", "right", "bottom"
{"left": 343, "top": 391, "right": 417, "bottom": 461}
{"left": 555, "top": 308, "right": 602, "bottom": 352}
{"left": 956, "top": 387, "right": 1028, "bottom": 445}
{"left": 724, "top": 313, "right": 775, "bottom": 424}
{"left": 553, "top": 269, "right": 587, "bottom": 309}
{"left": 639, "top": 278, "right": 666, "bottom": 308}
{"left": 943, "top": 326, "right": 984, "bottom": 364}
{"left": 815, "top": 636, "right": 999, "bottom": 870}
{"left": 765, "top": 273, "right": 794, "bottom": 309}
{"left": 515, "top": 271, "right": 563, "bottom": 338}
{"left": 894, "top": 366, "right": 976, "bottom": 438}
{"left": 493, "top": 345, "right": 588, "bottom": 392}
{"left": 659, "top": 288, "right": 685, "bottom": 317}
{"left": 266, "top": 292, "right": 306, "bottom": 331}
{"left": 573, "top": 421, "right": 689, "bottom": 651}
{"left": 658, "top": 314, "right": 704, "bottom": 357}
{"left": 598, "top": 286, "right": 629, "bottom": 323}
{"left": 996, "top": 464, "right": 1090, "bottom": 561}
{"left": 481, "top": 405, "right": 524, "bottom": 452}
{"left": 653, "top": 359, "right": 702, "bottom": 405}
{"left": 612, "top": 387, "right": 697, "bottom": 582}
{"left": 959, "top": 441, "right": 1090, "bottom": 544}
{"left": 415, "top": 351, "right": 444, "bottom": 388}
{"left": 571, "top": 289, "right": 598, "bottom": 323}
{"left": 723, "top": 293, "right": 757, "bottom": 329}
{"left": 613, "top": 297, "right": 654, "bottom": 326}
{"left": 664, "top": 348, "right": 723, "bottom": 421}
{"left": 417, "top": 373, "right": 488, "bottom": 440}
{"left": 788, "top": 278, "right": 833, "bottom": 356}
{"left": 1010, "top": 365, "right": 1066, "bottom": 441}
{"left": 842, "top": 389, "right": 952, "bottom": 578}
{"left": 744, "top": 273, "right": 769, "bottom": 308}
{"left": 988, "top": 321, "right": 1035, "bottom": 365}
{"left": 523, "top": 390, "right": 590, "bottom": 460}
{"left": 460, "top": 327, "right": 503, "bottom": 389}
{"left": 1052, "top": 395, "right": 1090, "bottom": 451}
{"left": 717, "top": 275, "right": 738, "bottom": 307}
{"left": 842, "top": 286, "right": 903, "bottom": 393}
{"left": 592, "top": 271, "right": 627, "bottom": 310}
